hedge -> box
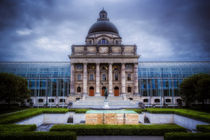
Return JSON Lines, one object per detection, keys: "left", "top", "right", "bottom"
{"left": 0, "top": 124, "right": 36, "bottom": 132}
{"left": 0, "top": 131, "right": 76, "bottom": 140}
{"left": 145, "top": 108, "right": 210, "bottom": 123}
{"left": 164, "top": 132, "right": 210, "bottom": 140}
{"left": 68, "top": 109, "right": 89, "bottom": 113}
{"left": 197, "top": 125, "right": 210, "bottom": 132}
{"left": 50, "top": 124, "right": 186, "bottom": 136}
{"left": 0, "top": 108, "right": 69, "bottom": 124}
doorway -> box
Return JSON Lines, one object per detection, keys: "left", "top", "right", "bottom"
{"left": 101, "top": 86, "right": 106, "bottom": 96}
{"left": 89, "top": 86, "right": 94, "bottom": 96}
{"left": 114, "top": 86, "right": 119, "bottom": 96}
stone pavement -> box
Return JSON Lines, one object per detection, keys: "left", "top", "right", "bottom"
{"left": 78, "top": 136, "right": 163, "bottom": 140}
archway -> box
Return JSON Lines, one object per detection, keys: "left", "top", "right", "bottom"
{"left": 89, "top": 86, "right": 94, "bottom": 96}
{"left": 114, "top": 86, "right": 119, "bottom": 96}
{"left": 101, "top": 86, "right": 106, "bottom": 96}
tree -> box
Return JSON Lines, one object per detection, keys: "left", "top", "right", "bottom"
{"left": 179, "top": 73, "right": 210, "bottom": 107}
{"left": 0, "top": 73, "right": 30, "bottom": 108}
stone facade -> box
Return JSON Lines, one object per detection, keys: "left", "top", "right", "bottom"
{"left": 69, "top": 10, "right": 139, "bottom": 99}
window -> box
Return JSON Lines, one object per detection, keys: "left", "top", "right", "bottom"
{"left": 98, "top": 39, "right": 109, "bottom": 45}
{"left": 115, "top": 40, "right": 119, "bottom": 44}
{"left": 76, "top": 64, "right": 82, "bottom": 70}
{"left": 88, "top": 40, "right": 92, "bottom": 45}
{"left": 49, "top": 99, "right": 54, "bottom": 103}
{"left": 102, "top": 74, "right": 106, "bottom": 81}
{"left": 165, "top": 99, "right": 171, "bottom": 103}
{"left": 89, "top": 74, "right": 94, "bottom": 81}
{"left": 77, "top": 74, "right": 82, "bottom": 81}
{"left": 114, "top": 73, "right": 118, "bottom": 81}
{"left": 77, "top": 87, "right": 81, "bottom": 92}
{"left": 154, "top": 99, "right": 160, "bottom": 103}
{"left": 38, "top": 99, "right": 43, "bottom": 103}
{"left": 143, "top": 99, "right": 148, "bottom": 103}
{"left": 60, "top": 99, "right": 65, "bottom": 102}
{"left": 127, "top": 87, "right": 132, "bottom": 93}
{"left": 127, "top": 73, "right": 131, "bottom": 81}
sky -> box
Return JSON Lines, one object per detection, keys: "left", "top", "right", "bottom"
{"left": 0, "top": 0, "right": 210, "bottom": 61}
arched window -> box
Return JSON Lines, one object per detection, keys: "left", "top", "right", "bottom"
{"left": 127, "top": 87, "right": 131, "bottom": 93}
{"left": 77, "top": 87, "right": 81, "bottom": 92}
{"left": 98, "top": 39, "right": 109, "bottom": 45}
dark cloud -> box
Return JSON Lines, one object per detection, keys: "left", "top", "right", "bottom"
{"left": 0, "top": 0, "right": 209, "bottom": 61}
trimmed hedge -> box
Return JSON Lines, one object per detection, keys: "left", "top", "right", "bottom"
{"left": 0, "top": 131, "right": 76, "bottom": 140}
{"left": 165, "top": 132, "right": 210, "bottom": 140}
{"left": 68, "top": 109, "right": 89, "bottom": 113}
{"left": 0, "top": 108, "right": 69, "bottom": 124}
{"left": 0, "top": 124, "right": 36, "bottom": 132}
{"left": 146, "top": 108, "right": 210, "bottom": 123}
{"left": 197, "top": 125, "right": 210, "bottom": 132}
{"left": 50, "top": 124, "right": 186, "bottom": 136}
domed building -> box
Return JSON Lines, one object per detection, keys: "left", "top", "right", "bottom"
{"left": 69, "top": 9, "right": 139, "bottom": 99}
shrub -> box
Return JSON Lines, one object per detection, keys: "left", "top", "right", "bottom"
{"left": 197, "top": 125, "right": 210, "bottom": 132}
{"left": 165, "top": 132, "right": 210, "bottom": 140}
{"left": 50, "top": 124, "right": 186, "bottom": 136}
{"left": 0, "top": 124, "right": 36, "bottom": 132}
{"left": 0, "top": 108, "right": 69, "bottom": 124}
{"left": 0, "top": 131, "right": 76, "bottom": 140}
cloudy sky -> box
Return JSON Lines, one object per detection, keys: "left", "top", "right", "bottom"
{"left": 0, "top": 0, "right": 210, "bottom": 61}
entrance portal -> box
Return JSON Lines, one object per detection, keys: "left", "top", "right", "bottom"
{"left": 101, "top": 87, "right": 106, "bottom": 96}
{"left": 89, "top": 87, "right": 94, "bottom": 96}
{"left": 114, "top": 86, "right": 119, "bottom": 96}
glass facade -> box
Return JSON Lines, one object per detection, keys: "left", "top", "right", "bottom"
{"left": 0, "top": 62, "right": 70, "bottom": 98}
{"left": 0, "top": 61, "right": 210, "bottom": 99}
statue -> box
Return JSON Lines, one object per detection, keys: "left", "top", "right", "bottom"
{"left": 104, "top": 87, "right": 108, "bottom": 101}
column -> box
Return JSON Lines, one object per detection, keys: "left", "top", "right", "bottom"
{"left": 121, "top": 63, "right": 126, "bottom": 94}
{"left": 96, "top": 63, "right": 100, "bottom": 96}
{"left": 70, "top": 63, "right": 75, "bottom": 95}
{"left": 83, "top": 63, "right": 87, "bottom": 96}
{"left": 108, "top": 63, "right": 113, "bottom": 96}
{"left": 134, "top": 63, "right": 139, "bottom": 95}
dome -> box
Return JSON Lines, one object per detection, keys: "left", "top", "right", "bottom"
{"left": 88, "top": 9, "right": 119, "bottom": 35}
{"left": 88, "top": 21, "right": 119, "bottom": 34}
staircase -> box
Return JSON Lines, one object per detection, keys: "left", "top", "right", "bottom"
{"left": 71, "top": 96, "right": 138, "bottom": 109}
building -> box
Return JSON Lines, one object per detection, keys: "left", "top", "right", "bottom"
{"left": 0, "top": 10, "right": 210, "bottom": 107}
{"left": 69, "top": 9, "right": 139, "bottom": 99}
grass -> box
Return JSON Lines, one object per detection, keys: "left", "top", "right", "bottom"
{"left": 0, "top": 131, "right": 76, "bottom": 140}
{"left": 0, "top": 108, "right": 69, "bottom": 124}
{"left": 50, "top": 124, "right": 186, "bottom": 136}
{"left": 164, "top": 132, "right": 210, "bottom": 140}
{"left": 0, "top": 124, "right": 36, "bottom": 132}
{"left": 197, "top": 125, "right": 210, "bottom": 132}
{"left": 145, "top": 108, "right": 210, "bottom": 123}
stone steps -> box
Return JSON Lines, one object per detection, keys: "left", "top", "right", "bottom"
{"left": 72, "top": 96, "right": 138, "bottom": 109}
